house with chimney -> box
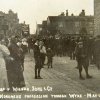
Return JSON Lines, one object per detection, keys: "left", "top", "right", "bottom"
{"left": 36, "top": 10, "right": 94, "bottom": 38}
{"left": 47, "top": 10, "right": 94, "bottom": 37}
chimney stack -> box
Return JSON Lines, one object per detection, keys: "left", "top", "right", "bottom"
{"left": 71, "top": 13, "right": 74, "bottom": 16}
{"left": 66, "top": 10, "right": 68, "bottom": 16}
{"left": 79, "top": 9, "right": 85, "bottom": 16}
{"left": 60, "top": 12, "right": 65, "bottom": 16}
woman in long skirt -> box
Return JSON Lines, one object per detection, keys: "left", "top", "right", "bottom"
{"left": 0, "top": 40, "right": 10, "bottom": 90}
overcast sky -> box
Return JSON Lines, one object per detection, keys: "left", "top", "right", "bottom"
{"left": 0, "top": 0, "right": 94, "bottom": 34}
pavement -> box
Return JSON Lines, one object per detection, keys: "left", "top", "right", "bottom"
{"left": 1, "top": 51, "right": 100, "bottom": 100}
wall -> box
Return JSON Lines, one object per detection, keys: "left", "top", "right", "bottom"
{"left": 94, "top": 0, "right": 100, "bottom": 36}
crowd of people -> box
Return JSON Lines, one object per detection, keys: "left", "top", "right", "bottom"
{"left": 32, "top": 35, "right": 100, "bottom": 80}
{"left": 0, "top": 36, "right": 28, "bottom": 92}
{"left": 0, "top": 34, "right": 100, "bottom": 92}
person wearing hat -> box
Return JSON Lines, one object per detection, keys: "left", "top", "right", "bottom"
{"left": 47, "top": 47, "right": 54, "bottom": 68}
{"left": 33, "top": 39, "right": 43, "bottom": 79}
{"left": 8, "top": 36, "right": 25, "bottom": 89}
{"left": 75, "top": 39, "right": 92, "bottom": 80}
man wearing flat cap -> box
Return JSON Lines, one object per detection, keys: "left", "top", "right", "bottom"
{"left": 33, "top": 39, "right": 43, "bottom": 79}
{"left": 75, "top": 38, "right": 92, "bottom": 80}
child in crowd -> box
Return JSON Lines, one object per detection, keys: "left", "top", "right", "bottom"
{"left": 47, "top": 48, "right": 54, "bottom": 68}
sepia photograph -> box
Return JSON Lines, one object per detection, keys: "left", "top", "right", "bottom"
{"left": 0, "top": 0, "right": 100, "bottom": 100}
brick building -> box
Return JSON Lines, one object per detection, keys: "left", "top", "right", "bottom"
{"left": 0, "top": 10, "right": 20, "bottom": 37}
{"left": 37, "top": 10, "right": 94, "bottom": 38}
{"left": 0, "top": 10, "right": 30, "bottom": 38}
{"left": 20, "top": 22, "right": 30, "bottom": 37}
{"left": 36, "top": 24, "right": 42, "bottom": 35}
{"left": 94, "top": 0, "right": 100, "bottom": 36}
{"left": 0, "top": 15, "right": 5, "bottom": 39}
{"left": 47, "top": 10, "right": 94, "bottom": 37}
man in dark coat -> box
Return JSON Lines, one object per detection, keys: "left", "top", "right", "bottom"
{"left": 75, "top": 40, "right": 92, "bottom": 80}
{"left": 33, "top": 39, "right": 42, "bottom": 79}
{"left": 8, "top": 36, "right": 25, "bottom": 89}
{"left": 47, "top": 48, "right": 54, "bottom": 68}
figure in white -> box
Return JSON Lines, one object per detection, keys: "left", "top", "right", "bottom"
{"left": 0, "top": 39, "right": 10, "bottom": 89}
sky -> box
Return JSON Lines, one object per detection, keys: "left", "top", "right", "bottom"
{"left": 0, "top": 0, "right": 94, "bottom": 34}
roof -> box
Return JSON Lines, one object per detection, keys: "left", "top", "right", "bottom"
{"left": 47, "top": 15, "right": 94, "bottom": 23}
{"left": 37, "top": 24, "right": 42, "bottom": 28}
{"left": 47, "top": 16, "right": 65, "bottom": 22}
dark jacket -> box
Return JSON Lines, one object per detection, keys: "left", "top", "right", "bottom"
{"left": 75, "top": 43, "right": 88, "bottom": 60}
{"left": 33, "top": 44, "right": 40, "bottom": 59}
{"left": 47, "top": 49, "right": 54, "bottom": 58}
{"left": 8, "top": 43, "right": 20, "bottom": 61}
{"left": 8, "top": 42, "right": 21, "bottom": 71}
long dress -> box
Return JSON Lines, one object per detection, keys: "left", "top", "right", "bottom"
{"left": 0, "top": 44, "right": 10, "bottom": 89}
{"left": 8, "top": 42, "right": 25, "bottom": 88}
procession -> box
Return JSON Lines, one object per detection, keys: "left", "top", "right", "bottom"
{"left": 0, "top": 0, "right": 100, "bottom": 100}
{"left": 0, "top": 32, "right": 99, "bottom": 92}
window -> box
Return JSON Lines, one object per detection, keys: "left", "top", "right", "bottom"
{"left": 75, "top": 22, "right": 79, "bottom": 27}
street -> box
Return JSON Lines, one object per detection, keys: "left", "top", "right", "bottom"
{"left": 0, "top": 0, "right": 98, "bottom": 100}
{"left": 1, "top": 51, "right": 100, "bottom": 100}
{"left": 18, "top": 51, "right": 100, "bottom": 100}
